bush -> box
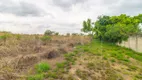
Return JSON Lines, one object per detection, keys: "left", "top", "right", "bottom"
{"left": 28, "top": 74, "right": 44, "bottom": 80}
{"left": 35, "top": 62, "right": 51, "bottom": 73}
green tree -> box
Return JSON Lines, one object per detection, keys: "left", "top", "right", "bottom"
{"left": 82, "top": 14, "right": 141, "bottom": 43}
{"left": 81, "top": 19, "right": 94, "bottom": 37}
{"left": 44, "top": 30, "right": 54, "bottom": 36}
{"left": 95, "top": 14, "right": 141, "bottom": 43}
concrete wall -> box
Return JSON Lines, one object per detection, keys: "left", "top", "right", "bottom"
{"left": 119, "top": 37, "right": 142, "bottom": 52}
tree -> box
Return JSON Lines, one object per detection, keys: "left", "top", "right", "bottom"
{"left": 82, "top": 14, "right": 142, "bottom": 44}
{"left": 44, "top": 30, "right": 54, "bottom": 36}
{"left": 94, "top": 15, "right": 111, "bottom": 40}
{"left": 81, "top": 19, "right": 94, "bottom": 36}
{"left": 94, "top": 14, "right": 141, "bottom": 43}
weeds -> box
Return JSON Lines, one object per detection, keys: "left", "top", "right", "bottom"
{"left": 76, "top": 69, "right": 89, "bottom": 80}
{"left": 135, "top": 74, "right": 142, "bottom": 79}
{"left": 27, "top": 73, "right": 44, "bottom": 80}
{"left": 0, "top": 33, "right": 141, "bottom": 80}
{"left": 64, "top": 52, "right": 77, "bottom": 65}
{"left": 46, "top": 71, "right": 58, "bottom": 78}
{"left": 128, "top": 65, "right": 137, "bottom": 71}
{"left": 110, "top": 59, "right": 116, "bottom": 62}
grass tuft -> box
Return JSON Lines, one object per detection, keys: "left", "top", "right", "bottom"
{"left": 35, "top": 62, "right": 51, "bottom": 73}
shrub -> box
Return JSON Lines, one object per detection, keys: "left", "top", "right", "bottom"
{"left": 28, "top": 74, "right": 44, "bottom": 80}
{"left": 35, "top": 62, "right": 51, "bottom": 73}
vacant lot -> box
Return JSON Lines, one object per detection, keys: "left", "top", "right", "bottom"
{"left": 0, "top": 34, "right": 91, "bottom": 80}
{"left": 0, "top": 33, "right": 142, "bottom": 80}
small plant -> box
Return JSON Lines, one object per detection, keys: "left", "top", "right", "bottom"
{"left": 35, "top": 62, "right": 51, "bottom": 73}
{"left": 28, "top": 74, "right": 44, "bottom": 80}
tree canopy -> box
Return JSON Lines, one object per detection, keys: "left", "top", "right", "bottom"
{"left": 81, "top": 19, "right": 94, "bottom": 36}
{"left": 81, "top": 14, "right": 142, "bottom": 43}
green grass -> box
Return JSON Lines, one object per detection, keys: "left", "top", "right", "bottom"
{"left": 64, "top": 52, "right": 77, "bottom": 65}
{"left": 40, "top": 36, "right": 51, "bottom": 41}
{"left": 27, "top": 74, "right": 44, "bottom": 80}
{"left": 75, "top": 39, "right": 142, "bottom": 79}
{"left": 46, "top": 71, "right": 58, "bottom": 78}
{"left": 27, "top": 62, "right": 51, "bottom": 80}
{"left": 78, "top": 39, "right": 142, "bottom": 62}
{"left": 35, "top": 62, "right": 51, "bottom": 73}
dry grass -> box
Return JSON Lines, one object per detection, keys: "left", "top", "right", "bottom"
{"left": 0, "top": 33, "right": 91, "bottom": 80}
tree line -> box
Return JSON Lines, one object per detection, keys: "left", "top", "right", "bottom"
{"left": 82, "top": 14, "right": 142, "bottom": 43}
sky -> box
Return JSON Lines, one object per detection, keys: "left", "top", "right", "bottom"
{"left": 0, "top": 0, "right": 142, "bottom": 34}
